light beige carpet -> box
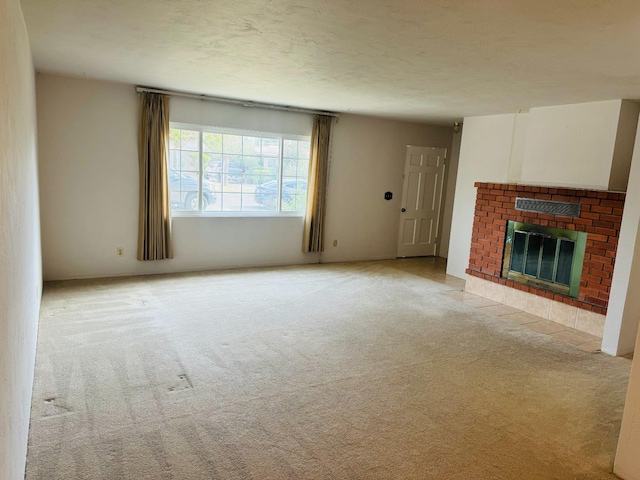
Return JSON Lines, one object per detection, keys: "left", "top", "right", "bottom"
{"left": 27, "top": 258, "right": 631, "bottom": 479}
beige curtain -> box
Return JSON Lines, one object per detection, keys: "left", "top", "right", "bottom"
{"left": 137, "top": 92, "right": 174, "bottom": 261}
{"left": 303, "top": 115, "right": 333, "bottom": 253}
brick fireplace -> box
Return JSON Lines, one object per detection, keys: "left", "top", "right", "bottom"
{"left": 466, "top": 183, "right": 624, "bottom": 333}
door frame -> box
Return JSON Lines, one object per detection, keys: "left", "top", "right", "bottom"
{"left": 397, "top": 145, "right": 447, "bottom": 258}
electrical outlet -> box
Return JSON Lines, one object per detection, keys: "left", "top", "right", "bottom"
{"left": 333, "top": 240, "right": 338, "bottom": 247}
{"left": 116, "top": 247, "right": 124, "bottom": 257}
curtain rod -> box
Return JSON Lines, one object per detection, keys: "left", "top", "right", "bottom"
{"left": 135, "top": 86, "right": 339, "bottom": 118}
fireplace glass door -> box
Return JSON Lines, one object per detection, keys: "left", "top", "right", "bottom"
{"left": 502, "top": 222, "right": 586, "bottom": 298}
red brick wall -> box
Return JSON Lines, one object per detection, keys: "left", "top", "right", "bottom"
{"left": 467, "top": 183, "right": 625, "bottom": 315}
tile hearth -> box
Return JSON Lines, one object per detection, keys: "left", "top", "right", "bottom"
{"left": 444, "top": 290, "right": 602, "bottom": 352}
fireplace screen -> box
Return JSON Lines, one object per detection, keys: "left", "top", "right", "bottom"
{"left": 502, "top": 222, "right": 586, "bottom": 297}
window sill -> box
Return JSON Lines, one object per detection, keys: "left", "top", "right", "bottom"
{"left": 172, "top": 211, "right": 305, "bottom": 219}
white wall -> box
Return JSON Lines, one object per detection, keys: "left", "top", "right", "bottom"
{"left": 520, "top": 100, "right": 638, "bottom": 190}
{"left": 438, "top": 127, "right": 462, "bottom": 258}
{"left": 0, "top": 1, "right": 42, "bottom": 478}
{"left": 37, "top": 74, "right": 454, "bottom": 279}
{"left": 37, "top": 74, "right": 320, "bottom": 280}
{"left": 507, "top": 114, "right": 529, "bottom": 182}
{"left": 446, "top": 114, "right": 522, "bottom": 279}
{"left": 320, "top": 114, "right": 452, "bottom": 263}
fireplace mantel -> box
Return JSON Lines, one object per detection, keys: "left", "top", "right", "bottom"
{"left": 467, "top": 183, "right": 624, "bottom": 315}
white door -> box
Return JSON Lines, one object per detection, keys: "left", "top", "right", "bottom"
{"left": 397, "top": 146, "right": 446, "bottom": 257}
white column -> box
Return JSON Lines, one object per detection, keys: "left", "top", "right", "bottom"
{"left": 602, "top": 116, "right": 640, "bottom": 356}
{"left": 615, "top": 330, "right": 640, "bottom": 478}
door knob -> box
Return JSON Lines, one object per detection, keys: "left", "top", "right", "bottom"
{"left": 401, "top": 208, "right": 406, "bottom": 212}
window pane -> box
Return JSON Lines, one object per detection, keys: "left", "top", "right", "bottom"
{"left": 206, "top": 192, "right": 221, "bottom": 211}
{"left": 220, "top": 192, "right": 241, "bottom": 211}
{"left": 169, "top": 171, "right": 200, "bottom": 211}
{"left": 202, "top": 176, "right": 217, "bottom": 211}
{"left": 255, "top": 177, "right": 278, "bottom": 209}
{"left": 281, "top": 177, "right": 307, "bottom": 211}
{"left": 181, "top": 151, "right": 199, "bottom": 171}
{"left": 225, "top": 154, "right": 244, "bottom": 170}
{"left": 260, "top": 163, "right": 279, "bottom": 178}
{"left": 241, "top": 191, "right": 259, "bottom": 211}
{"left": 169, "top": 149, "right": 180, "bottom": 170}
{"left": 169, "top": 129, "right": 181, "bottom": 150}
{"left": 223, "top": 134, "right": 242, "bottom": 154}
{"left": 510, "top": 232, "right": 526, "bottom": 273}
{"left": 203, "top": 132, "right": 222, "bottom": 153}
{"left": 283, "top": 157, "right": 298, "bottom": 176}
{"left": 298, "top": 140, "right": 311, "bottom": 159}
{"left": 297, "top": 157, "right": 309, "bottom": 176}
{"left": 262, "top": 138, "right": 279, "bottom": 157}
{"left": 524, "top": 234, "right": 542, "bottom": 276}
{"left": 243, "top": 156, "right": 261, "bottom": 179}
{"left": 221, "top": 176, "right": 240, "bottom": 192}
{"left": 539, "top": 237, "right": 557, "bottom": 282}
{"left": 283, "top": 139, "right": 298, "bottom": 157}
{"left": 284, "top": 194, "right": 306, "bottom": 212}
{"left": 169, "top": 128, "right": 202, "bottom": 213}
{"left": 278, "top": 140, "right": 310, "bottom": 212}
{"left": 169, "top": 170, "right": 184, "bottom": 210}
{"left": 282, "top": 194, "right": 305, "bottom": 212}
{"left": 243, "top": 136, "right": 261, "bottom": 155}
{"left": 556, "top": 240, "right": 575, "bottom": 286}
{"left": 204, "top": 153, "right": 222, "bottom": 183}
{"left": 180, "top": 130, "right": 199, "bottom": 151}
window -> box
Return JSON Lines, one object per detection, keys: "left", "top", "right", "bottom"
{"left": 169, "top": 124, "right": 311, "bottom": 215}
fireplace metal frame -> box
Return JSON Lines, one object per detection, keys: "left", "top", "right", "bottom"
{"left": 502, "top": 221, "right": 587, "bottom": 298}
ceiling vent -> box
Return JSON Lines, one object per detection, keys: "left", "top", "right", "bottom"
{"left": 514, "top": 197, "right": 581, "bottom": 218}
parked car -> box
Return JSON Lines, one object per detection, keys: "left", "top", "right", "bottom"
{"left": 170, "top": 171, "right": 217, "bottom": 210}
{"left": 203, "top": 164, "right": 244, "bottom": 184}
{"left": 254, "top": 179, "right": 307, "bottom": 208}
{"left": 226, "top": 167, "right": 245, "bottom": 183}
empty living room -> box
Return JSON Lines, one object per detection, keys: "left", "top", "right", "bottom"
{"left": 5, "top": 0, "right": 640, "bottom": 479}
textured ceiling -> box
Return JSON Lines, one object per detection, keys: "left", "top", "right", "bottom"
{"left": 20, "top": 0, "right": 640, "bottom": 123}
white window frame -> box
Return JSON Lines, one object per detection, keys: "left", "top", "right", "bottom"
{"left": 169, "top": 122, "right": 310, "bottom": 218}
